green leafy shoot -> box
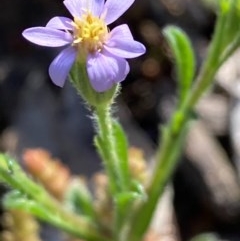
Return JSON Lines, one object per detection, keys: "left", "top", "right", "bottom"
{"left": 163, "top": 26, "right": 196, "bottom": 106}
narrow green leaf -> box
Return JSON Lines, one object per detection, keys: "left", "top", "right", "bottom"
{"left": 94, "top": 135, "right": 118, "bottom": 193}
{"left": 3, "top": 191, "right": 51, "bottom": 220}
{"left": 0, "top": 154, "right": 52, "bottom": 205}
{"left": 3, "top": 190, "right": 108, "bottom": 241}
{"left": 64, "top": 179, "right": 95, "bottom": 219}
{"left": 163, "top": 26, "right": 196, "bottom": 105}
{"left": 114, "top": 191, "right": 140, "bottom": 236}
{"left": 112, "top": 120, "right": 130, "bottom": 190}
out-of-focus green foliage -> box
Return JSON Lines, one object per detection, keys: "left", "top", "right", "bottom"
{"left": 163, "top": 26, "right": 196, "bottom": 106}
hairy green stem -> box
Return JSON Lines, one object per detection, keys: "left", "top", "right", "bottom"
{"left": 94, "top": 105, "right": 126, "bottom": 193}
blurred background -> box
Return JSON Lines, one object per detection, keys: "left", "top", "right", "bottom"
{"left": 1, "top": 0, "right": 240, "bottom": 240}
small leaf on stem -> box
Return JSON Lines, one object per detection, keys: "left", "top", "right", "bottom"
{"left": 163, "top": 26, "right": 196, "bottom": 105}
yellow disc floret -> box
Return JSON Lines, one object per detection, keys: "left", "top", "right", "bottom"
{"left": 72, "top": 12, "right": 108, "bottom": 53}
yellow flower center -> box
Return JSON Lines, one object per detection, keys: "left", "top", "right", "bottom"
{"left": 72, "top": 13, "right": 108, "bottom": 53}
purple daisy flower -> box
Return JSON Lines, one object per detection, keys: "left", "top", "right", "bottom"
{"left": 22, "top": 0, "right": 146, "bottom": 92}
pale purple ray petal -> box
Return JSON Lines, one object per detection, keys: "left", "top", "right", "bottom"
{"left": 111, "top": 55, "right": 130, "bottom": 83}
{"left": 63, "top": 0, "right": 83, "bottom": 18}
{"left": 110, "top": 24, "right": 134, "bottom": 40}
{"left": 104, "top": 38, "right": 146, "bottom": 58}
{"left": 22, "top": 27, "right": 73, "bottom": 47}
{"left": 105, "top": 24, "right": 146, "bottom": 58}
{"left": 46, "top": 16, "right": 73, "bottom": 30}
{"left": 87, "top": 51, "right": 129, "bottom": 92}
{"left": 49, "top": 46, "right": 77, "bottom": 87}
{"left": 64, "top": 0, "right": 105, "bottom": 18}
{"left": 102, "top": 0, "right": 135, "bottom": 25}
{"left": 91, "top": 0, "right": 105, "bottom": 17}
